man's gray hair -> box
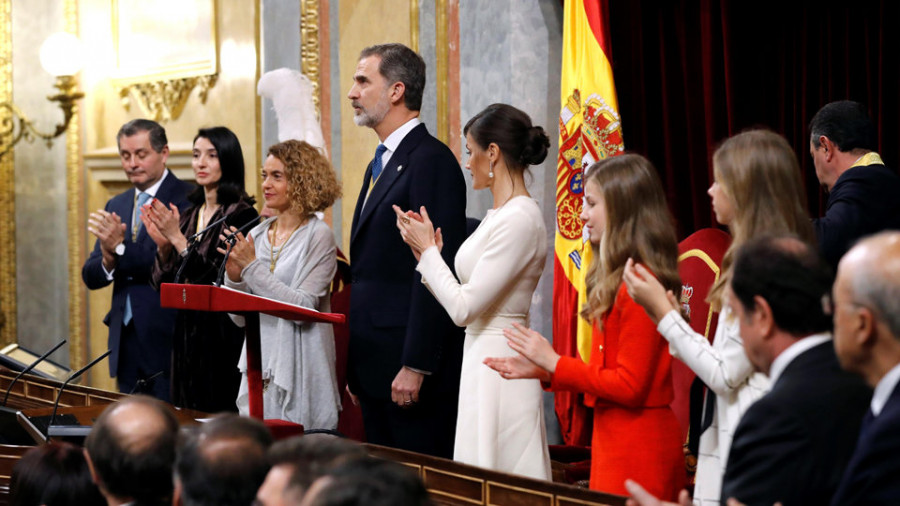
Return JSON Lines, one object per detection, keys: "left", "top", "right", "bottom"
{"left": 849, "top": 233, "right": 900, "bottom": 340}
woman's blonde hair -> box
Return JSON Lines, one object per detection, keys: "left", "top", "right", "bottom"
{"left": 267, "top": 140, "right": 342, "bottom": 216}
{"left": 707, "top": 129, "right": 814, "bottom": 309}
{"left": 580, "top": 154, "right": 681, "bottom": 325}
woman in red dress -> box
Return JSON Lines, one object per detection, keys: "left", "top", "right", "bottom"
{"left": 485, "top": 153, "right": 684, "bottom": 500}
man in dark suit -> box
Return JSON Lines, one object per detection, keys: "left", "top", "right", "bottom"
{"left": 82, "top": 119, "right": 193, "bottom": 400}
{"left": 346, "top": 43, "right": 466, "bottom": 458}
{"left": 719, "top": 236, "right": 871, "bottom": 505}
{"left": 809, "top": 100, "right": 900, "bottom": 269}
{"left": 829, "top": 232, "right": 900, "bottom": 504}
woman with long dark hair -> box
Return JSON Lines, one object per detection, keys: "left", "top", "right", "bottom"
{"left": 145, "top": 126, "right": 258, "bottom": 412}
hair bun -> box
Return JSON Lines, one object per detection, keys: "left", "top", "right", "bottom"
{"left": 519, "top": 126, "right": 550, "bottom": 166}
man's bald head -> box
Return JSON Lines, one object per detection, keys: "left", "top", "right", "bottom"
{"left": 84, "top": 396, "right": 178, "bottom": 504}
{"left": 833, "top": 232, "right": 900, "bottom": 385}
{"left": 174, "top": 414, "right": 272, "bottom": 506}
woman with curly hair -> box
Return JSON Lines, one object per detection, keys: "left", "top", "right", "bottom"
{"left": 485, "top": 154, "right": 685, "bottom": 498}
{"left": 221, "top": 139, "right": 342, "bottom": 428}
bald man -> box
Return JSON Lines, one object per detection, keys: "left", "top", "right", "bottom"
{"left": 829, "top": 232, "right": 900, "bottom": 504}
{"left": 84, "top": 396, "right": 179, "bottom": 506}
{"left": 174, "top": 414, "right": 272, "bottom": 506}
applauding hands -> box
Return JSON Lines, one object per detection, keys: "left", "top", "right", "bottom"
{"left": 393, "top": 205, "right": 443, "bottom": 261}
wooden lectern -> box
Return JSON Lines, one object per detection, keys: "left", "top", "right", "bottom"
{"left": 160, "top": 284, "right": 345, "bottom": 435}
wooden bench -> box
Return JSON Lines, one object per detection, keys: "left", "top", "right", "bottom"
{"left": 366, "top": 444, "right": 626, "bottom": 506}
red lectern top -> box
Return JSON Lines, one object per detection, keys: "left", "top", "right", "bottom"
{"left": 160, "top": 283, "right": 345, "bottom": 426}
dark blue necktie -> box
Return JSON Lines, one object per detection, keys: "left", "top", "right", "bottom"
{"left": 371, "top": 144, "right": 388, "bottom": 182}
{"left": 858, "top": 408, "right": 876, "bottom": 440}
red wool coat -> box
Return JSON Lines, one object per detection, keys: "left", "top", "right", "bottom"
{"left": 552, "top": 282, "right": 685, "bottom": 500}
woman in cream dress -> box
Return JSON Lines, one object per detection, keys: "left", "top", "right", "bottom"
{"left": 395, "top": 104, "right": 552, "bottom": 479}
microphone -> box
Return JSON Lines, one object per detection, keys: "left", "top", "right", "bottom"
{"left": 215, "top": 215, "right": 263, "bottom": 287}
{"left": 129, "top": 370, "right": 164, "bottom": 395}
{"left": 47, "top": 349, "right": 111, "bottom": 436}
{"left": 173, "top": 213, "right": 232, "bottom": 283}
{"left": 2, "top": 339, "right": 67, "bottom": 407}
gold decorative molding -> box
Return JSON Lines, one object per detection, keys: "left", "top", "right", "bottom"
{"left": 300, "top": 0, "right": 321, "bottom": 116}
{"left": 117, "top": 75, "right": 218, "bottom": 122}
{"left": 0, "top": 0, "right": 15, "bottom": 347}
{"left": 436, "top": 0, "right": 449, "bottom": 143}
{"left": 111, "top": 0, "right": 218, "bottom": 122}
{"left": 65, "top": 0, "right": 85, "bottom": 370}
{"left": 410, "top": 0, "right": 419, "bottom": 53}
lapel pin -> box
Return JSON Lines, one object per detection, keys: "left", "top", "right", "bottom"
{"left": 397, "top": 165, "right": 403, "bottom": 172}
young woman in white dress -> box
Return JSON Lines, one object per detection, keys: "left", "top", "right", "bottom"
{"left": 622, "top": 130, "right": 816, "bottom": 504}
{"left": 394, "top": 103, "right": 552, "bottom": 479}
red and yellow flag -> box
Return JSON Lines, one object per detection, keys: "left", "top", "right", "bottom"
{"left": 553, "top": 0, "right": 624, "bottom": 446}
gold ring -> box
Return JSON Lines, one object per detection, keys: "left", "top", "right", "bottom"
{"left": 401, "top": 216, "right": 410, "bottom": 224}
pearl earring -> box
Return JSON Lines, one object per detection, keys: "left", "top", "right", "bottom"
{"left": 489, "top": 160, "right": 494, "bottom": 178}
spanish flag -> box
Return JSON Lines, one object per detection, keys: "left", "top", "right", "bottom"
{"left": 553, "top": 0, "right": 624, "bottom": 446}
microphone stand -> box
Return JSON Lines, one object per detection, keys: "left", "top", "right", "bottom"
{"left": 48, "top": 350, "right": 111, "bottom": 436}
{"left": 215, "top": 216, "right": 263, "bottom": 287}
{"left": 2, "top": 339, "right": 67, "bottom": 406}
{"left": 173, "top": 213, "right": 231, "bottom": 284}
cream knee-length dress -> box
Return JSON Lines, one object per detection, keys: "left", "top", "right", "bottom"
{"left": 416, "top": 196, "right": 551, "bottom": 480}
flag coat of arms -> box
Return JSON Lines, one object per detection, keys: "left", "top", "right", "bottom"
{"left": 553, "top": 0, "right": 625, "bottom": 446}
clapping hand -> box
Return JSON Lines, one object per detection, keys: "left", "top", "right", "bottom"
{"left": 142, "top": 200, "right": 188, "bottom": 255}
{"left": 501, "top": 323, "right": 560, "bottom": 372}
{"left": 393, "top": 205, "right": 442, "bottom": 261}
{"left": 88, "top": 209, "right": 126, "bottom": 269}
{"left": 88, "top": 209, "right": 125, "bottom": 253}
{"left": 623, "top": 258, "right": 679, "bottom": 325}
{"left": 483, "top": 354, "right": 551, "bottom": 382}
{"left": 216, "top": 226, "right": 256, "bottom": 282}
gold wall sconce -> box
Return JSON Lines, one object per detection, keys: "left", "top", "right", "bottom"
{"left": 0, "top": 32, "right": 85, "bottom": 160}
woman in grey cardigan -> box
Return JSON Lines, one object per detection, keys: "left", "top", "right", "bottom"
{"left": 220, "top": 140, "right": 343, "bottom": 429}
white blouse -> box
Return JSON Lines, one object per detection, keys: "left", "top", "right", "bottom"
{"left": 658, "top": 306, "right": 769, "bottom": 505}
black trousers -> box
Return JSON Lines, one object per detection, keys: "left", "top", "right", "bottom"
{"left": 116, "top": 321, "right": 171, "bottom": 402}
{"left": 358, "top": 392, "right": 457, "bottom": 459}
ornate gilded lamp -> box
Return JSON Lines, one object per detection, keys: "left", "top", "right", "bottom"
{"left": 0, "top": 32, "right": 85, "bottom": 159}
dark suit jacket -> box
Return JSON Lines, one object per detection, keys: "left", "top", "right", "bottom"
{"left": 347, "top": 123, "right": 467, "bottom": 401}
{"left": 722, "top": 340, "right": 872, "bottom": 506}
{"left": 813, "top": 162, "right": 900, "bottom": 268}
{"left": 81, "top": 172, "right": 193, "bottom": 378}
{"left": 831, "top": 375, "right": 900, "bottom": 505}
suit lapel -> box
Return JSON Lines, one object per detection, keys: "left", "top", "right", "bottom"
{"left": 351, "top": 124, "right": 427, "bottom": 246}
{"left": 350, "top": 159, "right": 375, "bottom": 245}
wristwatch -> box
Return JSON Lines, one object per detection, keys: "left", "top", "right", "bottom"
{"left": 114, "top": 242, "right": 125, "bottom": 256}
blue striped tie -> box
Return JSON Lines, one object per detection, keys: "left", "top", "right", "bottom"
{"left": 123, "top": 192, "right": 151, "bottom": 325}
{"left": 371, "top": 144, "right": 388, "bottom": 182}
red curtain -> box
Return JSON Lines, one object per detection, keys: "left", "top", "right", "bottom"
{"left": 606, "top": 0, "right": 900, "bottom": 238}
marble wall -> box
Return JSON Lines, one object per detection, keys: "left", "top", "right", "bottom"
{"left": 458, "top": 0, "right": 564, "bottom": 444}
{"left": 12, "top": 0, "right": 71, "bottom": 364}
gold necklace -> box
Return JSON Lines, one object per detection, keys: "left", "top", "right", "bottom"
{"left": 269, "top": 219, "right": 302, "bottom": 272}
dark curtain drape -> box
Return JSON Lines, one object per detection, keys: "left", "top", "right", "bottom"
{"left": 606, "top": 0, "right": 900, "bottom": 238}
